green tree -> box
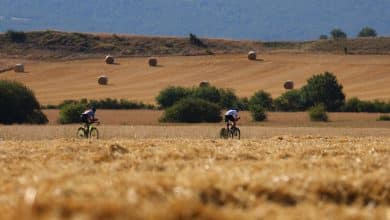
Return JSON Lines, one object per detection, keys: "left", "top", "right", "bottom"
{"left": 0, "top": 80, "right": 47, "bottom": 124}
{"left": 249, "top": 90, "right": 273, "bottom": 110}
{"left": 358, "top": 27, "right": 377, "bottom": 37}
{"left": 301, "top": 72, "right": 345, "bottom": 111}
{"left": 330, "top": 28, "right": 347, "bottom": 40}
{"left": 308, "top": 104, "right": 328, "bottom": 122}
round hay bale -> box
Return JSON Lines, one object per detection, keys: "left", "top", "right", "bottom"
{"left": 199, "top": 81, "right": 210, "bottom": 87}
{"left": 284, "top": 80, "right": 294, "bottom": 90}
{"left": 98, "top": 75, "right": 108, "bottom": 85}
{"left": 248, "top": 51, "right": 257, "bottom": 60}
{"left": 149, "top": 57, "right": 158, "bottom": 67}
{"left": 105, "top": 55, "right": 114, "bottom": 64}
{"left": 14, "top": 64, "right": 24, "bottom": 73}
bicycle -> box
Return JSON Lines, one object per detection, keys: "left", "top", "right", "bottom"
{"left": 220, "top": 122, "right": 240, "bottom": 139}
{"left": 77, "top": 121, "right": 100, "bottom": 139}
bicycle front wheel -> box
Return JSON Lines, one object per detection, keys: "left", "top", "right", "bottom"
{"left": 89, "top": 127, "right": 99, "bottom": 139}
{"left": 232, "top": 128, "right": 240, "bottom": 140}
{"left": 77, "top": 127, "right": 88, "bottom": 139}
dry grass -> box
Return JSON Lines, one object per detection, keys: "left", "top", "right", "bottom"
{"left": 1, "top": 54, "right": 390, "bottom": 105}
{"left": 1, "top": 125, "right": 390, "bottom": 140}
{"left": 0, "top": 137, "right": 389, "bottom": 220}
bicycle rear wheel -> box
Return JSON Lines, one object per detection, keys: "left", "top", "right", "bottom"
{"left": 89, "top": 127, "right": 99, "bottom": 139}
{"left": 77, "top": 127, "right": 88, "bottom": 139}
{"left": 220, "top": 128, "right": 229, "bottom": 139}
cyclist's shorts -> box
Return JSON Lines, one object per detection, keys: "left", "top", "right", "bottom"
{"left": 225, "top": 115, "right": 235, "bottom": 122}
{"left": 80, "top": 114, "right": 88, "bottom": 123}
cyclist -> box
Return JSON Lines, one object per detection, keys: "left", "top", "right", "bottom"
{"left": 224, "top": 109, "right": 240, "bottom": 130}
{"left": 81, "top": 106, "right": 99, "bottom": 130}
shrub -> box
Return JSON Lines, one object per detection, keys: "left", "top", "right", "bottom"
{"left": 301, "top": 72, "right": 345, "bottom": 111}
{"left": 358, "top": 27, "right": 377, "bottom": 37}
{"left": 189, "top": 33, "right": 207, "bottom": 48}
{"left": 309, "top": 104, "right": 328, "bottom": 122}
{"left": 249, "top": 90, "right": 273, "bottom": 110}
{"left": 249, "top": 104, "right": 267, "bottom": 122}
{"left": 0, "top": 80, "right": 47, "bottom": 124}
{"left": 5, "top": 30, "right": 27, "bottom": 43}
{"left": 377, "top": 115, "right": 390, "bottom": 121}
{"left": 330, "top": 28, "right": 347, "bottom": 40}
{"left": 319, "top": 35, "right": 328, "bottom": 40}
{"left": 343, "top": 97, "right": 390, "bottom": 113}
{"left": 160, "top": 98, "right": 222, "bottom": 123}
{"left": 156, "top": 86, "right": 191, "bottom": 108}
{"left": 192, "top": 86, "right": 221, "bottom": 104}
{"left": 59, "top": 102, "right": 87, "bottom": 124}
{"left": 56, "top": 98, "right": 154, "bottom": 110}
{"left": 237, "top": 97, "right": 250, "bottom": 111}
{"left": 274, "top": 89, "right": 305, "bottom": 112}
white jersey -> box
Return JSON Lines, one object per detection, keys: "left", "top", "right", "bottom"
{"left": 82, "top": 109, "right": 95, "bottom": 118}
{"left": 225, "top": 110, "right": 239, "bottom": 119}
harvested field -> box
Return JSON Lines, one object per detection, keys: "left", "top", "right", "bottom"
{"left": 0, "top": 137, "right": 389, "bottom": 219}
{"left": 43, "top": 110, "right": 390, "bottom": 128}
{"left": 1, "top": 54, "right": 390, "bottom": 105}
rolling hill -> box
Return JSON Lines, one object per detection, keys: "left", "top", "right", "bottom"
{"left": 1, "top": 0, "right": 390, "bottom": 40}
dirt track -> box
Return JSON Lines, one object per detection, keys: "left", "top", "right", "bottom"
{"left": 1, "top": 54, "right": 390, "bottom": 105}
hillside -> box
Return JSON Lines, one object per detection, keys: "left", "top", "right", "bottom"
{"left": 1, "top": 0, "right": 390, "bottom": 40}
{"left": 1, "top": 54, "right": 390, "bottom": 105}
{"left": 1, "top": 31, "right": 390, "bottom": 60}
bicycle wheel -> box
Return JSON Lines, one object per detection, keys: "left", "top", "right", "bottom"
{"left": 89, "top": 127, "right": 99, "bottom": 139}
{"left": 232, "top": 127, "right": 241, "bottom": 140}
{"left": 77, "top": 127, "right": 88, "bottom": 138}
{"left": 220, "top": 128, "right": 229, "bottom": 139}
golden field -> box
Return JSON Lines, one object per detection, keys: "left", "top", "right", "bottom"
{"left": 0, "top": 136, "right": 389, "bottom": 220}
{"left": 1, "top": 54, "right": 390, "bottom": 105}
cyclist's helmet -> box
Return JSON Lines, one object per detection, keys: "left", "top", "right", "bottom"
{"left": 92, "top": 106, "right": 96, "bottom": 113}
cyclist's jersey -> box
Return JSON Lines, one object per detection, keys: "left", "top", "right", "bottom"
{"left": 82, "top": 109, "right": 95, "bottom": 118}
{"left": 225, "top": 110, "right": 239, "bottom": 119}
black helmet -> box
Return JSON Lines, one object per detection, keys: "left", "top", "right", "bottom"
{"left": 92, "top": 106, "right": 96, "bottom": 112}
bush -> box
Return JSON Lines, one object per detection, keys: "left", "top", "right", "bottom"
{"left": 250, "top": 104, "right": 267, "bottom": 122}
{"left": 156, "top": 86, "right": 191, "bottom": 108}
{"left": 5, "top": 30, "right": 27, "bottom": 43}
{"left": 192, "top": 86, "right": 221, "bottom": 104}
{"left": 249, "top": 90, "right": 273, "bottom": 110}
{"left": 358, "top": 27, "right": 377, "bottom": 37}
{"left": 0, "top": 80, "right": 47, "bottom": 124}
{"left": 309, "top": 104, "right": 328, "bottom": 122}
{"left": 343, "top": 97, "right": 390, "bottom": 113}
{"left": 156, "top": 85, "right": 240, "bottom": 109}
{"left": 237, "top": 97, "right": 250, "bottom": 111}
{"left": 301, "top": 72, "right": 345, "bottom": 111}
{"left": 319, "top": 35, "right": 328, "bottom": 40}
{"left": 160, "top": 98, "right": 222, "bottom": 123}
{"left": 377, "top": 115, "right": 390, "bottom": 121}
{"left": 330, "top": 28, "right": 347, "bottom": 40}
{"left": 219, "top": 88, "right": 239, "bottom": 109}
{"left": 274, "top": 89, "right": 305, "bottom": 112}
{"left": 59, "top": 102, "right": 87, "bottom": 124}
{"left": 189, "top": 33, "right": 207, "bottom": 48}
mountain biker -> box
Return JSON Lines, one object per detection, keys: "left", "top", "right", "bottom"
{"left": 81, "top": 106, "right": 99, "bottom": 129}
{"left": 224, "top": 109, "right": 240, "bottom": 130}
